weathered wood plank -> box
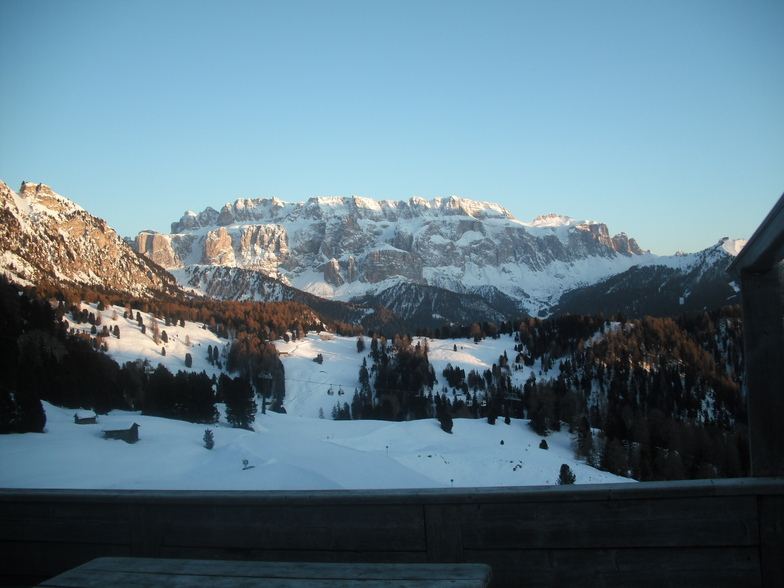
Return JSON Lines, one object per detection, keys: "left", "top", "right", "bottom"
{"left": 147, "top": 504, "right": 426, "bottom": 552}
{"left": 37, "top": 558, "right": 492, "bottom": 587}
{"left": 738, "top": 266, "right": 784, "bottom": 478}
{"left": 460, "top": 496, "right": 758, "bottom": 549}
{"left": 0, "top": 540, "right": 130, "bottom": 578}
{"left": 3, "top": 478, "right": 783, "bottom": 507}
{"left": 468, "top": 547, "right": 760, "bottom": 588}
{"left": 0, "top": 519, "right": 130, "bottom": 544}
{"left": 40, "top": 572, "right": 485, "bottom": 588}
{"left": 0, "top": 500, "right": 128, "bottom": 523}
{"left": 63, "top": 557, "right": 491, "bottom": 580}
{"left": 425, "top": 504, "right": 464, "bottom": 563}
{"left": 759, "top": 495, "right": 784, "bottom": 587}
{"left": 153, "top": 546, "right": 428, "bottom": 564}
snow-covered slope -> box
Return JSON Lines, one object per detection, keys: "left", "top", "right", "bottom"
{"left": 0, "top": 400, "right": 628, "bottom": 490}
{"left": 550, "top": 238, "right": 745, "bottom": 317}
{"left": 0, "top": 302, "right": 630, "bottom": 489}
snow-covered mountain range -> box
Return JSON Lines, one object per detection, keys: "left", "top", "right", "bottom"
{"left": 135, "top": 193, "right": 743, "bottom": 321}
{"left": 0, "top": 179, "right": 744, "bottom": 325}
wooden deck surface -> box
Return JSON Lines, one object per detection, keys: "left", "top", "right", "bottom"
{"left": 37, "top": 557, "right": 493, "bottom": 587}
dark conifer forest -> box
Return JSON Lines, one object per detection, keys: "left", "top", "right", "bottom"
{"left": 0, "top": 275, "right": 749, "bottom": 482}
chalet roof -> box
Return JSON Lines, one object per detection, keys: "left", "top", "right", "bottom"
{"left": 727, "top": 192, "right": 784, "bottom": 276}
{"left": 101, "top": 422, "right": 140, "bottom": 432}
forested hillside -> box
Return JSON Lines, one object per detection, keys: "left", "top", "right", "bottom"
{"left": 0, "top": 277, "right": 312, "bottom": 431}
{"left": 344, "top": 311, "right": 747, "bottom": 481}
{"left": 1, "top": 275, "right": 748, "bottom": 482}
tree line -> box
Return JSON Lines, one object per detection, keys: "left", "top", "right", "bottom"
{"left": 336, "top": 309, "right": 748, "bottom": 482}
{"left": 0, "top": 277, "right": 283, "bottom": 432}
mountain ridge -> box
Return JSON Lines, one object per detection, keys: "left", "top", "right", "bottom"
{"left": 0, "top": 179, "right": 744, "bottom": 325}
{"left": 136, "top": 192, "right": 739, "bottom": 320}
{"left": 0, "top": 180, "right": 180, "bottom": 299}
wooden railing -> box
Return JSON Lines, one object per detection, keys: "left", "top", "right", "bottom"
{"left": 2, "top": 478, "right": 782, "bottom": 587}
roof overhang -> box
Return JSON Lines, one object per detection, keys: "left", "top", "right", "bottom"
{"left": 727, "top": 192, "right": 784, "bottom": 277}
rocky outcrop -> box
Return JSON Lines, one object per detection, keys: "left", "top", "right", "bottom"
{"left": 0, "top": 181, "right": 179, "bottom": 297}
{"left": 137, "top": 232, "right": 179, "bottom": 267}
{"left": 203, "top": 227, "right": 235, "bottom": 265}
{"left": 322, "top": 259, "right": 344, "bottom": 286}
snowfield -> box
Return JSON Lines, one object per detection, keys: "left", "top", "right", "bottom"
{"left": 0, "top": 303, "right": 632, "bottom": 490}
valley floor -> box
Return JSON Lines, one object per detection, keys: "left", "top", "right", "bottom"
{"left": 0, "top": 401, "right": 631, "bottom": 490}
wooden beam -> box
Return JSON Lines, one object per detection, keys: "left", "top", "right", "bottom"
{"left": 728, "top": 192, "right": 784, "bottom": 276}
{"left": 738, "top": 265, "right": 784, "bottom": 477}
{"left": 726, "top": 191, "right": 784, "bottom": 478}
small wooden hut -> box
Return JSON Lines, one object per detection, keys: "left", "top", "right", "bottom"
{"left": 73, "top": 411, "right": 97, "bottom": 425}
{"left": 102, "top": 423, "right": 140, "bottom": 444}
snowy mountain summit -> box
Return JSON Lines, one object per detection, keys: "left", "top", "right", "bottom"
{"left": 0, "top": 181, "right": 179, "bottom": 297}
{"left": 136, "top": 194, "right": 662, "bottom": 318}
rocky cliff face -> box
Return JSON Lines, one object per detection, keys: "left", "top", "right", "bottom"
{"left": 137, "top": 195, "right": 650, "bottom": 315}
{"left": 0, "top": 181, "right": 179, "bottom": 298}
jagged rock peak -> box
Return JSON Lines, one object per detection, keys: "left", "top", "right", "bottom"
{"left": 170, "top": 194, "right": 514, "bottom": 233}
{"left": 529, "top": 213, "right": 577, "bottom": 227}
{"left": 525, "top": 213, "right": 643, "bottom": 256}
{"left": 611, "top": 232, "right": 644, "bottom": 256}
{"left": 172, "top": 207, "right": 221, "bottom": 233}
{"left": 17, "top": 181, "right": 86, "bottom": 217}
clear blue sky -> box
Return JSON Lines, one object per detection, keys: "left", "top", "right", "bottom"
{"left": 1, "top": 0, "right": 782, "bottom": 254}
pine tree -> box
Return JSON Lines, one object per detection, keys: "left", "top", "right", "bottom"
{"left": 487, "top": 402, "right": 498, "bottom": 425}
{"left": 436, "top": 401, "right": 453, "bottom": 434}
{"left": 220, "top": 374, "right": 257, "bottom": 430}
{"left": 557, "top": 464, "right": 576, "bottom": 485}
{"left": 576, "top": 416, "right": 593, "bottom": 459}
{"left": 0, "top": 385, "right": 46, "bottom": 433}
{"left": 203, "top": 429, "right": 214, "bottom": 450}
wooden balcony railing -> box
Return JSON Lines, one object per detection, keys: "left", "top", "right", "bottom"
{"left": 2, "top": 478, "right": 783, "bottom": 587}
